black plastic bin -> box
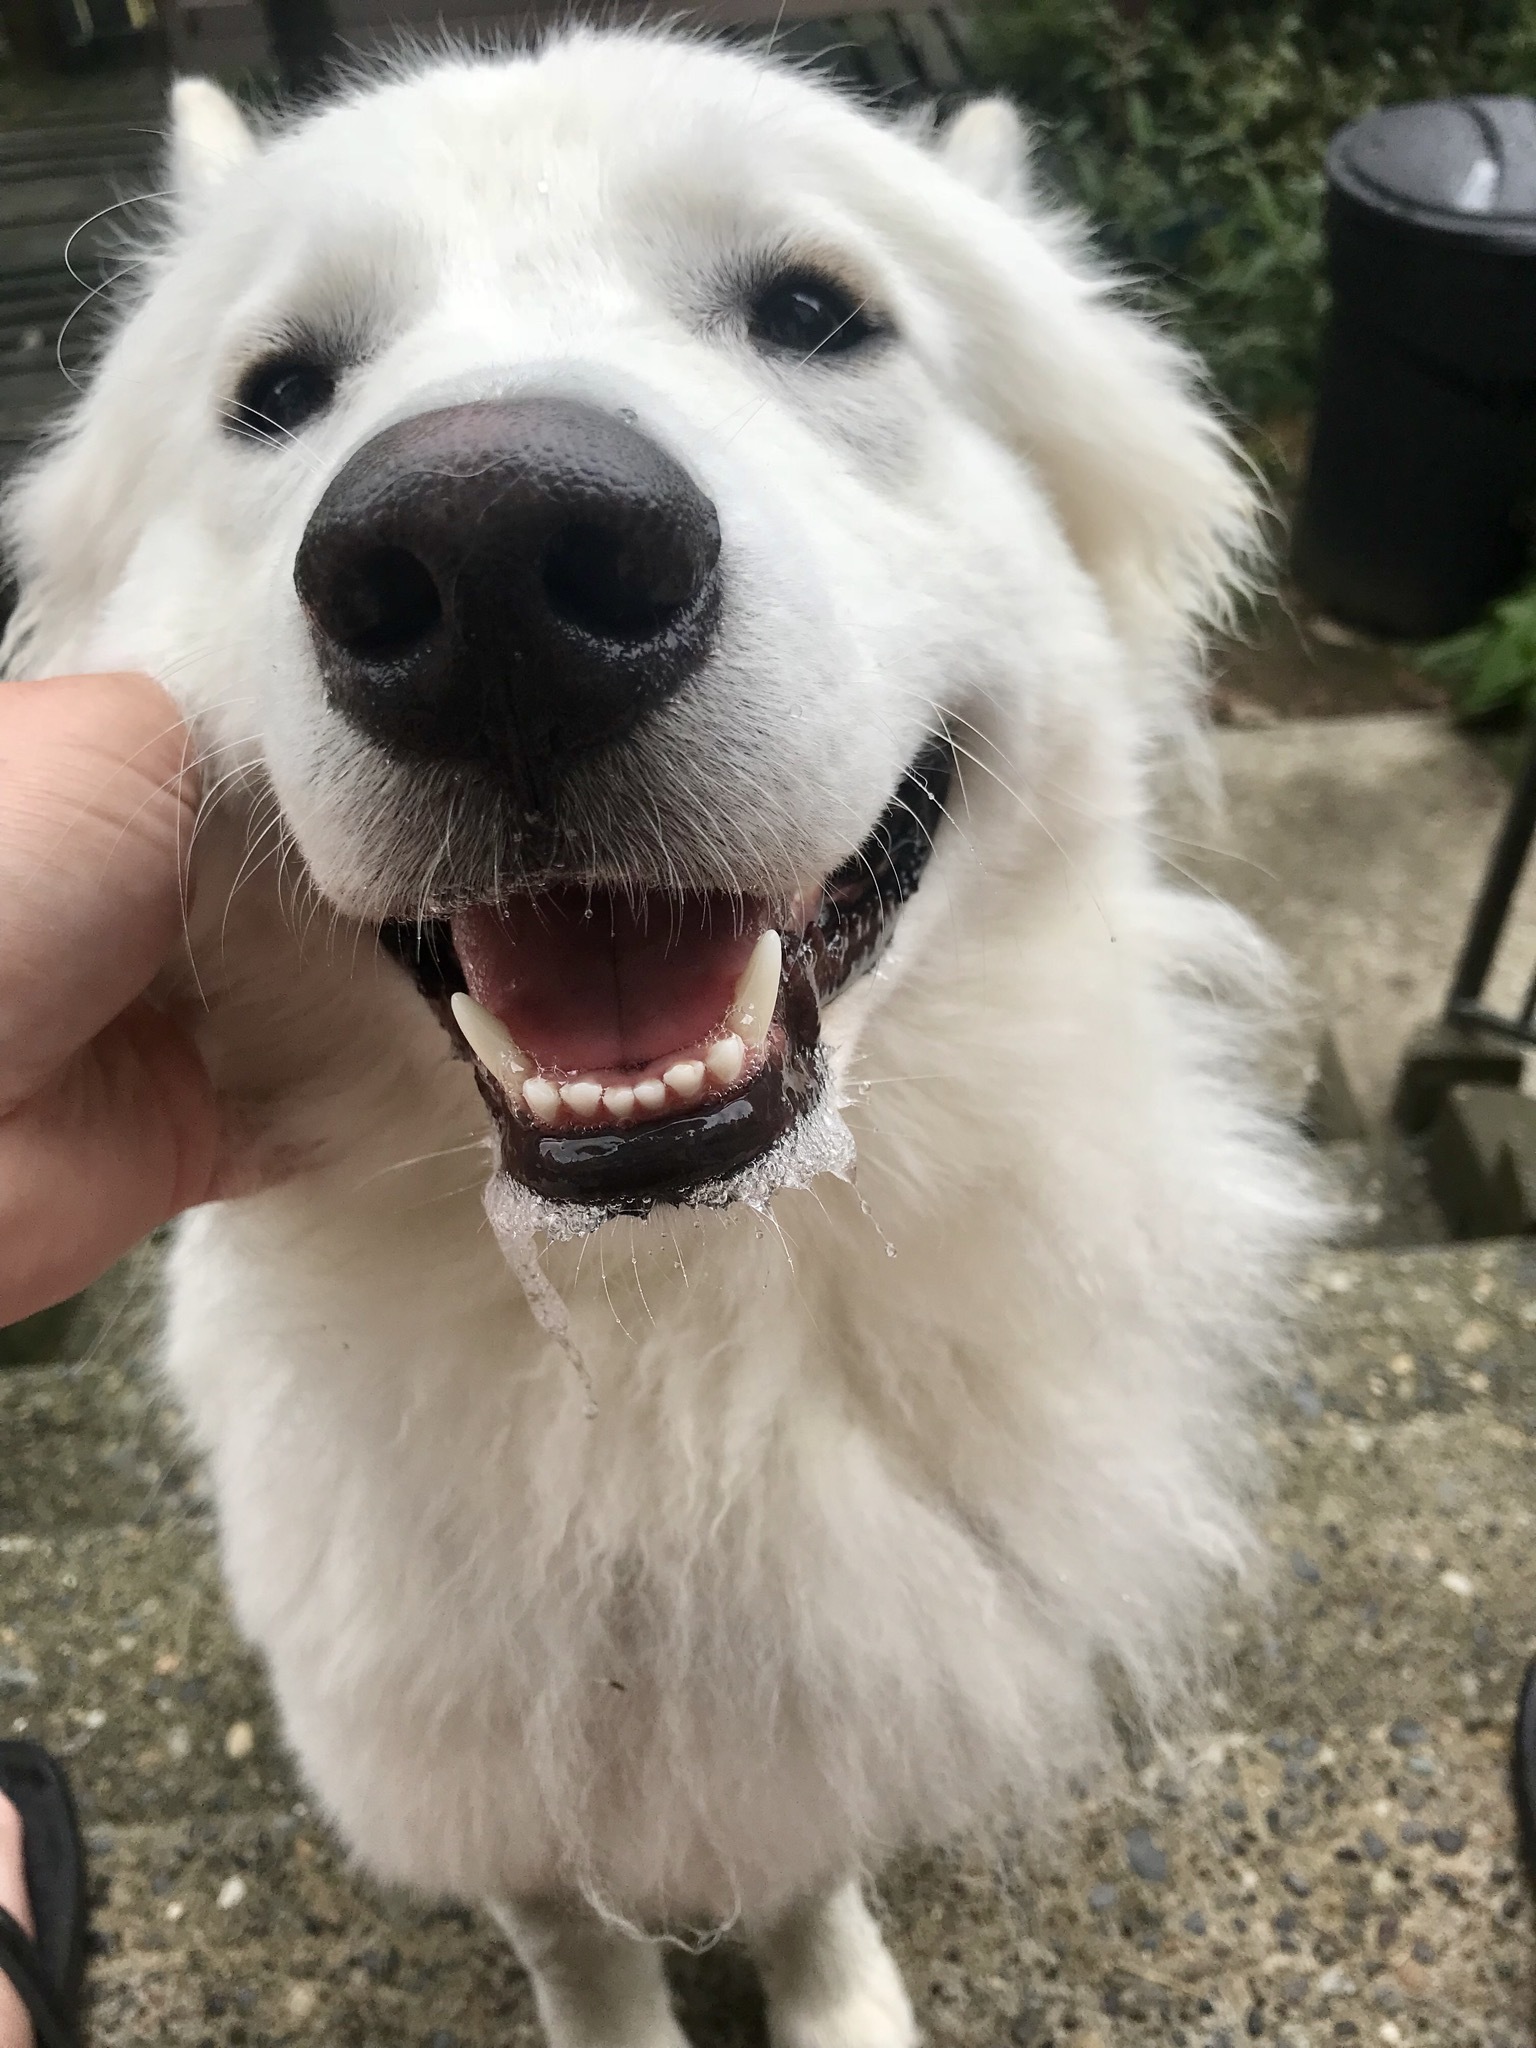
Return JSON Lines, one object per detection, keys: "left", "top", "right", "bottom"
{"left": 1293, "top": 96, "right": 1536, "bottom": 641}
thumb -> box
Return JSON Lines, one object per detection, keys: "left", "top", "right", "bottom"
{"left": 0, "top": 997, "right": 219, "bottom": 1324}
{"left": 0, "top": 672, "right": 200, "bottom": 1115}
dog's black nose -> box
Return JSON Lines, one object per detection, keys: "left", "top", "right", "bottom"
{"left": 294, "top": 397, "right": 722, "bottom": 803}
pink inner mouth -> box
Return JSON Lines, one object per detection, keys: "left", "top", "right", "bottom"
{"left": 451, "top": 887, "right": 763, "bottom": 1075}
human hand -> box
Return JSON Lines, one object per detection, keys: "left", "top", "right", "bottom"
{"left": 0, "top": 672, "right": 220, "bottom": 1326}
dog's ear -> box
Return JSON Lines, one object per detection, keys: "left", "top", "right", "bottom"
{"left": 936, "top": 98, "right": 1032, "bottom": 215}
{"left": 170, "top": 78, "right": 258, "bottom": 204}
{"left": 894, "top": 129, "right": 1257, "bottom": 720}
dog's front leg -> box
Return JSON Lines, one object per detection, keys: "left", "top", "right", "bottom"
{"left": 489, "top": 1895, "right": 691, "bottom": 2048}
{"left": 747, "top": 1879, "right": 917, "bottom": 2048}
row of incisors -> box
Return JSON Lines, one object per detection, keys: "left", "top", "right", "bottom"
{"left": 447, "top": 929, "right": 782, "bottom": 1126}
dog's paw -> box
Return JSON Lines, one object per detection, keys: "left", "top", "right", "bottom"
{"left": 765, "top": 1979, "right": 918, "bottom": 2048}
{"left": 762, "top": 1930, "right": 918, "bottom": 2048}
{"left": 753, "top": 1881, "right": 918, "bottom": 2048}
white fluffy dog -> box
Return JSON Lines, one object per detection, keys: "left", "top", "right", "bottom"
{"left": 3, "top": 33, "right": 1314, "bottom": 2048}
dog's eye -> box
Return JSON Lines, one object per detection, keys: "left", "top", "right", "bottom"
{"left": 229, "top": 355, "right": 337, "bottom": 443}
{"left": 747, "top": 270, "right": 882, "bottom": 359}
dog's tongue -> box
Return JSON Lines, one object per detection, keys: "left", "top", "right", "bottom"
{"left": 452, "top": 889, "right": 761, "bottom": 1074}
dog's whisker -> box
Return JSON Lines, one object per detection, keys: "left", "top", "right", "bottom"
{"left": 399, "top": 1172, "right": 505, "bottom": 1209}
{"left": 216, "top": 403, "right": 327, "bottom": 474}
{"left": 596, "top": 1235, "right": 640, "bottom": 1347}
{"left": 352, "top": 1136, "right": 491, "bottom": 1189}
{"left": 626, "top": 1221, "right": 657, "bottom": 1329}
{"left": 849, "top": 1072, "right": 948, "bottom": 1086}
{"left": 216, "top": 807, "right": 290, "bottom": 974}
{"left": 55, "top": 261, "right": 145, "bottom": 393}
{"left": 669, "top": 1223, "right": 690, "bottom": 1293}
{"left": 61, "top": 187, "right": 171, "bottom": 293}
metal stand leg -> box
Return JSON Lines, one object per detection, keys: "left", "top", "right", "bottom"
{"left": 1391, "top": 726, "right": 1536, "bottom": 1138}
{"left": 1446, "top": 726, "right": 1536, "bottom": 1029}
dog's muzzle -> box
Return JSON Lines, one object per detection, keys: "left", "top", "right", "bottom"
{"left": 298, "top": 396, "right": 954, "bottom": 1217}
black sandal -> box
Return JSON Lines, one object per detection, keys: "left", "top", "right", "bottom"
{"left": 0, "top": 1742, "right": 86, "bottom": 2048}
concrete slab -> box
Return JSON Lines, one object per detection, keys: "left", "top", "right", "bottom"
{"left": 1168, "top": 715, "right": 1536, "bottom": 1124}
{"left": 1316, "top": 1137, "right": 1447, "bottom": 1251}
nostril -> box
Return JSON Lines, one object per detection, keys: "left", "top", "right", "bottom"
{"left": 322, "top": 545, "right": 443, "bottom": 657}
{"left": 542, "top": 517, "right": 716, "bottom": 642}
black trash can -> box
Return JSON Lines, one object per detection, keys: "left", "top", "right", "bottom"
{"left": 1292, "top": 96, "right": 1536, "bottom": 641}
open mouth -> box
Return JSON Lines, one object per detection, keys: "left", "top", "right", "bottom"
{"left": 381, "top": 732, "right": 954, "bottom": 1215}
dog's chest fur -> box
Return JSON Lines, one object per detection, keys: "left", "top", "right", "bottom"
{"left": 158, "top": 842, "right": 1293, "bottom": 1924}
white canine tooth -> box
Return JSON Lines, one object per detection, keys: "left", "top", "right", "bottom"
{"left": 705, "top": 1033, "right": 745, "bottom": 1085}
{"left": 664, "top": 1059, "right": 705, "bottom": 1101}
{"left": 522, "top": 1076, "right": 562, "bottom": 1124}
{"left": 725, "top": 930, "right": 781, "bottom": 1050}
{"left": 603, "top": 1085, "right": 636, "bottom": 1120}
{"left": 634, "top": 1078, "right": 668, "bottom": 1113}
{"left": 561, "top": 1081, "right": 603, "bottom": 1118}
{"left": 449, "top": 991, "right": 528, "bottom": 1082}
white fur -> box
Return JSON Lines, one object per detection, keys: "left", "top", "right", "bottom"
{"left": 2, "top": 32, "right": 1314, "bottom": 2041}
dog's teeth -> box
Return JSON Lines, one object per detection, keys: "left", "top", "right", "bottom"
{"left": 561, "top": 1081, "right": 603, "bottom": 1118}
{"left": 522, "top": 1076, "right": 562, "bottom": 1124}
{"left": 725, "top": 930, "right": 781, "bottom": 1050}
{"left": 449, "top": 992, "right": 528, "bottom": 1081}
{"left": 664, "top": 1059, "right": 706, "bottom": 1101}
{"left": 634, "top": 1078, "right": 668, "bottom": 1113}
{"left": 603, "top": 1085, "right": 636, "bottom": 1120}
{"left": 705, "top": 1033, "right": 745, "bottom": 1085}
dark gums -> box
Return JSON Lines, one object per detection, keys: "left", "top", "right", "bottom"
{"left": 506, "top": 1056, "right": 799, "bottom": 1210}
{"left": 379, "top": 917, "right": 467, "bottom": 1002}
{"left": 812, "top": 732, "right": 954, "bottom": 999}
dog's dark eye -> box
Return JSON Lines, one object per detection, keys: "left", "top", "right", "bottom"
{"left": 229, "top": 355, "right": 337, "bottom": 443}
{"left": 748, "top": 270, "right": 882, "bottom": 359}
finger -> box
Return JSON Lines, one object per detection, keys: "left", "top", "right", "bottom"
{"left": 0, "top": 1000, "right": 219, "bottom": 1326}
{"left": 0, "top": 673, "right": 200, "bottom": 1115}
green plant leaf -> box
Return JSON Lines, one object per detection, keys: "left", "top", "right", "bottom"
{"left": 967, "top": 0, "right": 1536, "bottom": 423}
